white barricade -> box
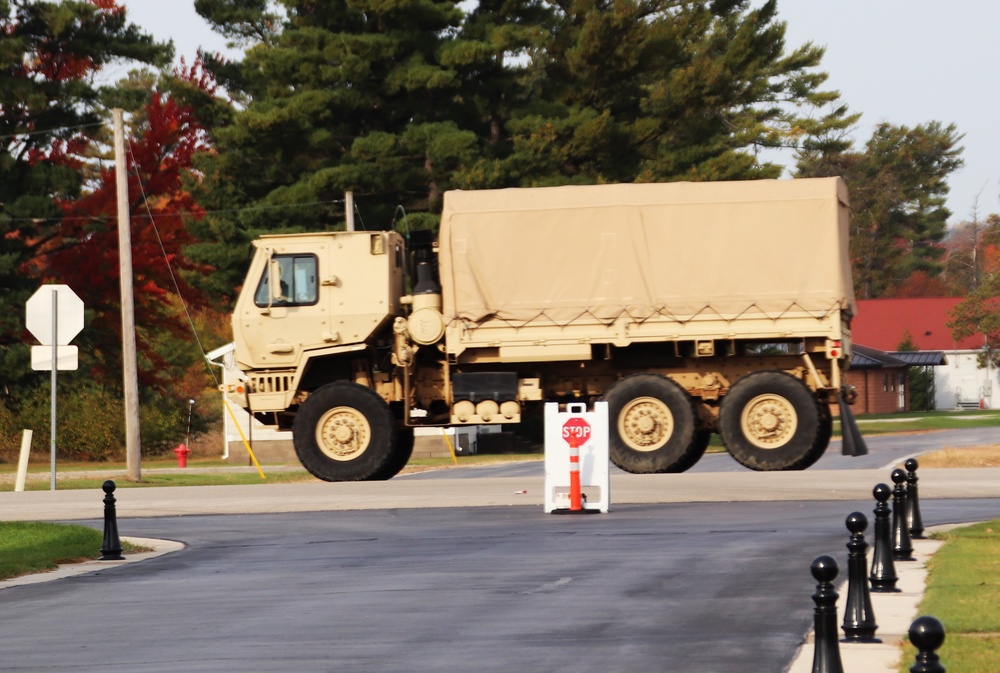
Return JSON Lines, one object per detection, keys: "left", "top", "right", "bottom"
{"left": 543, "top": 402, "right": 610, "bottom": 513}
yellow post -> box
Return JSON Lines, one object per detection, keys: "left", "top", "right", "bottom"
{"left": 223, "top": 400, "right": 267, "bottom": 479}
{"left": 440, "top": 428, "right": 459, "bottom": 464}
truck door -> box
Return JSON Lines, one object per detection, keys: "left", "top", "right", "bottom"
{"left": 245, "top": 249, "right": 322, "bottom": 368}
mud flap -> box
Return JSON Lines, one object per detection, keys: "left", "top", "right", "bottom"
{"left": 838, "top": 397, "right": 869, "bottom": 457}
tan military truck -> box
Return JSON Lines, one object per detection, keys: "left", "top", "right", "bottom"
{"left": 226, "top": 177, "right": 857, "bottom": 481}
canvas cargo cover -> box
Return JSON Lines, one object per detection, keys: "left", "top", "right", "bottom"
{"left": 438, "top": 178, "right": 855, "bottom": 328}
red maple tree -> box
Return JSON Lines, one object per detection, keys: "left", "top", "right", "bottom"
{"left": 39, "top": 84, "right": 215, "bottom": 389}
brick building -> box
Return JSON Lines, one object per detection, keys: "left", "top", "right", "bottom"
{"left": 845, "top": 345, "right": 910, "bottom": 414}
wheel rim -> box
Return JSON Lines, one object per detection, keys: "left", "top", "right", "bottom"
{"left": 315, "top": 405, "right": 371, "bottom": 461}
{"left": 618, "top": 396, "right": 674, "bottom": 452}
{"left": 740, "top": 393, "right": 798, "bottom": 449}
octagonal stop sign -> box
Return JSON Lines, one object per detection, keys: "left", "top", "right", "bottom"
{"left": 26, "top": 284, "right": 84, "bottom": 345}
{"left": 562, "top": 416, "right": 592, "bottom": 449}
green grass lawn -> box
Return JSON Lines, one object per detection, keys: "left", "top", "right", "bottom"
{"left": 0, "top": 453, "right": 544, "bottom": 492}
{"left": 0, "top": 521, "right": 147, "bottom": 581}
{"left": 899, "top": 520, "right": 1000, "bottom": 672}
{"left": 854, "top": 409, "right": 1000, "bottom": 435}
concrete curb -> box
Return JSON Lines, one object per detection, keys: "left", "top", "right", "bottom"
{"left": 786, "top": 531, "right": 948, "bottom": 673}
{"left": 0, "top": 537, "right": 184, "bottom": 591}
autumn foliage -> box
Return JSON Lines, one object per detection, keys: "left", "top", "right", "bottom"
{"left": 40, "top": 92, "right": 213, "bottom": 389}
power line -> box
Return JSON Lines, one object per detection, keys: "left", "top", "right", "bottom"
{"left": 0, "top": 121, "right": 105, "bottom": 141}
{"left": 124, "top": 135, "right": 220, "bottom": 388}
{"left": 1, "top": 199, "right": 346, "bottom": 223}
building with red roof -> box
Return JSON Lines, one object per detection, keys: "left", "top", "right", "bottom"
{"left": 853, "top": 297, "right": 983, "bottom": 351}
{"left": 851, "top": 298, "right": 992, "bottom": 410}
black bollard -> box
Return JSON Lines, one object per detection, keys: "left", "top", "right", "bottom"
{"left": 842, "top": 512, "right": 880, "bottom": 642}
{"left": 905, "top": 458, "right": 926, "bottom": 539}
{"left": 99, "top": 480, "right": 124, "bottom": 561}
{"left": 869, "top": 483, "right": 899, "bottom": 592}
{"left": 892, "top": 468, "right": 915, "bottom": 561}
{"left": 810, "top": 555, "right": 844, "bottom": 673}
{"left": 908, "top": 615, "right": 946, "bottom": 673}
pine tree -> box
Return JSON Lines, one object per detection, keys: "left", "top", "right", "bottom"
{"left": 196, "top": 0, "right": 482, "bottom": 230}
{"left": 797, "top": 121, "right": 964, "bottom": 298}
{"left": 486, "top": 0, "right": 856, "bottom": 185}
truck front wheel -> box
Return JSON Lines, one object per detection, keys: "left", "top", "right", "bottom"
{"left": 719, "top": 371, "right": 826, "bottom": 471}
{"left": 605, "top": 374, "right": 703, "bottom": 473}
{"left": 293, "top": 382, "right": 395, "bottom": 481}
{"left": 370, "top": 429, "right": 415, "bottom": 481}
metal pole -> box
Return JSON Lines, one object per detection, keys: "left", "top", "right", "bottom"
{"left": 50, "top": 288, "right": 57, "bottom": 491}
{"left": 345, "top": 191, "right": 355, "bottom": 231}
{"left": 114, "top": 108, "right": 142, "bottom": 481}
{"left": 185, "top": 398, "right": 195, "bottom": 449}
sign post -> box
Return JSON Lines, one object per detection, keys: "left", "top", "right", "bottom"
{"left": 544, "top": 402, "right": 611, "bottom": 513}
{"left": 26, "top": 284, "right": 84, "bottom": 490}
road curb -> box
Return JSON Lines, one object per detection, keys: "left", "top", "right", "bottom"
{"left": 0, "top": 537, "right": 184, "bottom": 591}
{"left": 785, "top": 530, "right": 947, "bottom": 673}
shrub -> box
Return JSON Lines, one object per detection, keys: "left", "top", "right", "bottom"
{"left": 0, "top": 384, "right": 221, "bottom": 462}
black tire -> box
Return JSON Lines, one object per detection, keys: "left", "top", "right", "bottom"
{"left": 719, "top": 371, "right": 826, "bottom": 471}
{"left": 292, "top": 382, "right": 395, "bottom": 481}
{"left": 369, "top": 428, "right": 415, "bottom": 481}
{"left": 794, "top": 402, "right": 833, "bottom": 470}
{"left": 673, "top": 428, "right": 712, "bottom": 472}
{"left": 604, "top": 373, "right": 702, "bottom": 473}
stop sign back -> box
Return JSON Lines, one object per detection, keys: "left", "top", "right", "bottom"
{"left": 562, "top": 417, "right": 592, "bottom": 448}
{"left": 26, "top": 284, "right": 84, "bottom": 345}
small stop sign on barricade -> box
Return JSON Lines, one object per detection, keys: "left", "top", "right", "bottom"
{"left": 561, "top": 417, "right": 591, "bottom": 448}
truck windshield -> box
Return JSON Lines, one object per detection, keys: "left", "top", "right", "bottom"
{"left": 254, "top": 254, "right": 318, "bottom": 307}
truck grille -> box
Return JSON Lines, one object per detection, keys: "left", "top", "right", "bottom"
{"left": 248, "top": 372, "right": 294, "bottom": 394}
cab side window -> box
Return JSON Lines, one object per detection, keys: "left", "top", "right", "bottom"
{"left": 254, "top": 254, "right": 318, "bottom": 307}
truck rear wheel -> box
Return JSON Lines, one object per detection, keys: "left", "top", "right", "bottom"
{"left": 719, "top": 371, "right": 826, "bottom": 471}
{"left": 293, "top": 382, "right": 395, "bottom": 481}
{"left": 605, "top": 374, "right": 702, "bottom": 473}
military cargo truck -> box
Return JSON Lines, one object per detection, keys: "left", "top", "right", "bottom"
{"left": 225, "top": 177, "right": 857, "bottom": 481}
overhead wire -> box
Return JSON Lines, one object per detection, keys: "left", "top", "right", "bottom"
{"left": 0, "top": 121, "right": 105, "bottom": 141}
{"left": 124, "top": 135, "right": 221, "bottom": 387}
{"left": 2, "top": 199, "right": 346, "bottom": 223}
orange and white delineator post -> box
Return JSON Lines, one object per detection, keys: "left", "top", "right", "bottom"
{"left": 567, "top": 436, "right": 583, "bottom": 511}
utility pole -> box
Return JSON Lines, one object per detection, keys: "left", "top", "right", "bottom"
{"left": 114, "top": 108, "right": 142, "bottom": 481}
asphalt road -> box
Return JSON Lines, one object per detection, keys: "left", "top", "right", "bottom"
{"left": 4, "top": 499, "right": 1000, "bottom": 673}
{"left": 3, "top": 427, "right": 1000, "bottom": 672}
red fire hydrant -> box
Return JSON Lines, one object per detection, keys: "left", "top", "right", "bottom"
{"left": 173, "top": 443, "right": 191, "bottom": 468}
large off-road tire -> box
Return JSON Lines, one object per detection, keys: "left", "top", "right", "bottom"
{"left": 604, "top": 373, "right": 703, "bottom": 473}
{"left": 369, "top": 428, "right": 415, "bottom": 481}
{"left": 292, "top": 382, "right": 395, "bottom": 481}
{"left": 794, "top": 402, "right": 833, "bottom": 470}
{"left": 719, "top": 371, "right": 827, "bottom": 471}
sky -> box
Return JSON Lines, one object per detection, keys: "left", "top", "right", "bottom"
{"left": 117, "top": 0, "right": 1000, "bottom": 227}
